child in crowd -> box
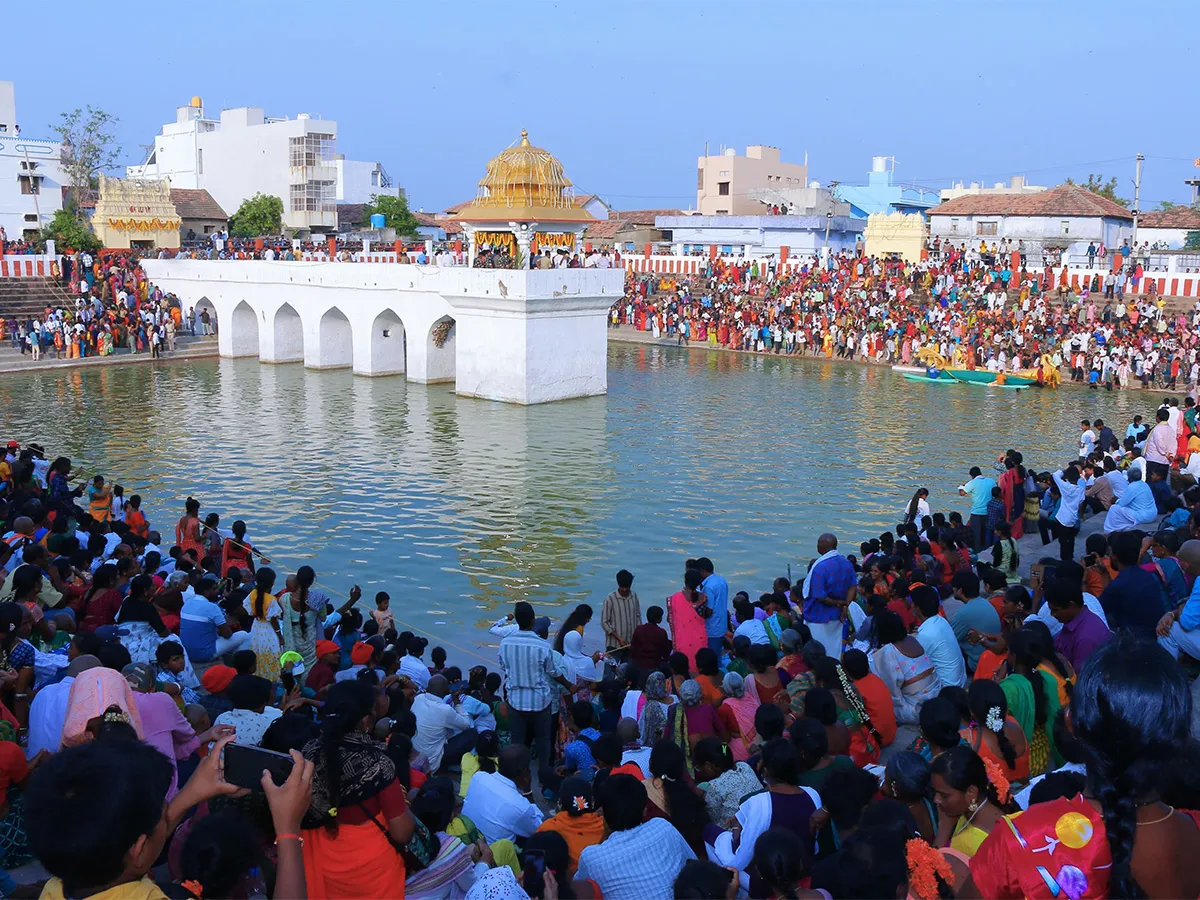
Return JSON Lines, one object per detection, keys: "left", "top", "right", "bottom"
{"left": 371, "top": 591, "right": 395, "bottom": 633}
{"left": 630, "top": 606, "right": 670, "bottom": 671}
{"left": 155, "top": 641, "right": 201, "bottom": 705}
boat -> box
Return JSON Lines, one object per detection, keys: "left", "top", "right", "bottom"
{"left": 946, "top": 369, "right": 1038, "bottom": 387}
{"left": 902, "top": 373, "right": 956, "bottom": 384}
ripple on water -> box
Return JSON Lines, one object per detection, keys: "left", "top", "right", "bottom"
{"left": 0, "top": 346, "right": 1147, "bottom": 648}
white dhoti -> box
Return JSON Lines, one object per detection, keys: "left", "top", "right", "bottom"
{"left": 808, "top": 619, "right": 844, "bottom": 660}
{"left": 1103, "top": 504, "right": 1157, "bottom": 534}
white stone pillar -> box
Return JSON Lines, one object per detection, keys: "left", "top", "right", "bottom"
{"left": 516, "top": 230, "right": 532, "bottom": 269}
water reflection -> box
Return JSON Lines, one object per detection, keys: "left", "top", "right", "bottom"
{"left": 0, "top": 347, "right": 1145, "bottom": 648}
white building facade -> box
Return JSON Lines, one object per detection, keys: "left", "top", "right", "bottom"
{"left": 127, "top": 98, "right": 399, "bottom": 233}
{"left": 0, "top": 81, "right": 66, "bottom": 241}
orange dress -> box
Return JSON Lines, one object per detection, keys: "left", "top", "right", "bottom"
{"left": 175, "top": 515, "right": 204, "bottom": 560}
{"left": 960, "top": 719, "right": 1029, "bottom": 783}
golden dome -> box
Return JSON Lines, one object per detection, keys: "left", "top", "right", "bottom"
{"left": 454, "top": 129, "right": 594, "bottom": 222}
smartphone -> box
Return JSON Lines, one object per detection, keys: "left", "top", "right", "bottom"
{"left": 524, "top": 850, "right": 545, "bottom": 877}
{"left": 447, "top": 680, "right": 467, "bottom": 694}
{"left": 523, "top": 848, "right": 546, "bottom": 897}
{"left": 223, "top": 742, "right": 294, "bottom": 790}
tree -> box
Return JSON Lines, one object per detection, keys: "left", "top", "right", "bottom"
{"left": 359, "top": 193, "right": 421, "bottom": 237}
{"left": 53, "top": 107, "right": 121, "bottom": 219}
{"left": 1186, "top": 231, "right": 1200, "bottom": 251}
{"left": 1066, "top": 174, "right": 1129, "bottom": 208}
{"left": 40, "top": 205, "right": 100, "bottom": 252}
{"left": 229, "top": 193, "right": 284, "bottom": 237}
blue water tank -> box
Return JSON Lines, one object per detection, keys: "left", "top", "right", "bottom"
{"left": 369, "top": 213, "right": 386, "bottom": 229}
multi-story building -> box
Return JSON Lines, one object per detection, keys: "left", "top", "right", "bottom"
{"left": 939, "top": 175, "right": 1046, "bottom": 203}
{"left": 836, "top": 157, "right": 941, "bottom": 218}
{"left": 696, "top": 145, "right": 808, "bottom": 216}
{"left": 127, "top": 97, "right": 399, "bottom": 233}
{"left": 0, "top": 81, "right": 66, "bottom": 241}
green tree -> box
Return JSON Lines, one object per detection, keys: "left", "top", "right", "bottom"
{"left": 359, "top": 193, "right": 420, "bottom": 237}
{"left": 1186, "top": 231, "right": 1200, "bottom": 251}
{"left": 53, "top": 107, "right": 121, "bottom": 219}
{"left": 40, "top": 205, "right": 100, "bottom": 252}
{"left": 1066, "top": 174, "right": 1129, "bottom": 208}
{"left": 229, "top": 193, "right": 284, "bottom": 237}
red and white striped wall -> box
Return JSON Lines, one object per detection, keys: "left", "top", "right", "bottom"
{"left": 0, "top": 255, "right": 55, "bottom": 277}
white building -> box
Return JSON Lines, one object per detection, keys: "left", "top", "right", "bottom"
{"left": 127, "top": 97, "right": 399, "bottom": 233}
{"left": 939, "top": 175, "right": 1047, "bottom": 203}
{"left": 1136, "top": 207, "right": 1200, "bottom": 250}
{"left": 0, "top": 81, "right": 66, "bottom": 241}
{"left": 926, "top": 183, "right": 1133, "bottom": 261}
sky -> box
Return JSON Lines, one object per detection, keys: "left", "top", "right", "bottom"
{"left": 8, "top": 0, "right": 1198, "bottom": 214}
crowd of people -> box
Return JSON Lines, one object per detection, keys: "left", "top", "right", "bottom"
{"left": 1, "top": 252, "right": 210, "bottom": 361}
{"left": 611, "top": 248, "right": 1200, "bottom": 391}
{"left": 2, "top": 383, "right": 1200, "bottom": 899}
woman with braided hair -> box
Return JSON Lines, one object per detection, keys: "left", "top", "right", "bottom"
{"left": 930, "top": 745, "right": 1016, "bottom": 858}
{"left": 960, "top": 679, "right": 1028, "bottom": 783}
{"left": 999, "top": 628, "right": 1061, "bottom": 776}
{"left": 965, "top": 634, "right": 1200, "bottom": 899}
{"left": 812, "top": 656, "right": 881, "bottom": 766}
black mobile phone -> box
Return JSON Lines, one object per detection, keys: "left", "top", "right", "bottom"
{"left": 223, "top": 742, "right": 294, "bottom": 790}
{"left": 523, "top": 848, "right": 546, "bottom": 897}
{"left": 524, "top": 850, "right": 546, "bottom": 877}
{"left": 447, "top": 680, "right": 467, "bottom": 694}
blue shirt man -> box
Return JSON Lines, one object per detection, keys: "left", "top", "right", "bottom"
{"left": 802, "top": 533, "right": 856, "bottom": 659}
{"left": 696, "top": 557, "right": 728, "bottom": 650}
{"left": 961, "top": 470, "right": 998, "bottom": 515}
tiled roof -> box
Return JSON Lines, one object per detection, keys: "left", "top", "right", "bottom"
{"left": 927, "top": 183, "right": 1133, "bottom": 220}
{"left": 413, "top": 212, "right": 462, "bottom": 235}
{"left": 1138, "top": 207, "right": 1200, "bottom": 229}
{"left": 610, "top": 208, "right": 681, "bottom": 224}
{"left": 584, "top": 220, "right": 627, "bottom": 239}
{"left": 170, "top": 189, "right": 227, "bottom": 221}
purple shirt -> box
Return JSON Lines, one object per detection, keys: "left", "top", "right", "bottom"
{"left": 804, "top": 554, "right": 855, "bottom": 624}
{"left": 1053, "top": 607, "right": 1112, "bottom": 672}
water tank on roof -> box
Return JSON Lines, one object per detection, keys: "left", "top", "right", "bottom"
{"left": 369, "top": 214, "right": 386, "bottom": 229}
{"left": 724, "top": 147, "right": 736, "bottom": 156}
{"left": 298, "top": 113, "right": 311, "bottom": 120}
{"left": 809, "top": 180, "right": 820, "bottom": 189}
{"left": 871, "top": 156, "right": 888, "bottom": 173}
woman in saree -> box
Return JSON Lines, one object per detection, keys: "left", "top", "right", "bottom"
{"left": 717, "top": 672, "right": 760, "bottom": 762}
{"left": 871, "top": 609, "right": 942, "bottom": 726}
{"left": 812, "top": 657, "right": 881, "bottom": 767}
{"left": 97, "top": 328, "right": 112, "bottom": 356}
{"left": 221, "top": 519, "right": 257, "bottom": 578}
{"left": 997, "top": 628, "right": 1060, "bottom": 777}
{"left": 997, "top": 456, "right": 1026, "bottom": 539}
{"left": 666, "top": 568, "right": 708, "bottom": 670}
{"left": 554, "top": 604, "right": 601, "bottom": 757}
{"left": 175, "top": 497, "right": 205, "bottom": 562}
{"left": 278, "top": 565, "right": 324, "bottom": 669}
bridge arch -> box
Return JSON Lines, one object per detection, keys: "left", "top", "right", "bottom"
{"left": 362, "top": 308, "right": 406, "bottom": 376}
{"left": 315, "top": 306, "right": 353, "bottom": 369}
{"left": 228, "top": 300, "right": 258, "bottom": 357}
{"left": 425, "top": 315, "right": 456, "bottom": 383}
{"left": 271, "top": 303, "right": 304, "bottom": 363}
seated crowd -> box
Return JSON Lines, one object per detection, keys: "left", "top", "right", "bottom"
{"left": 2, "top": 419, "right": 1200, "bottom": 899}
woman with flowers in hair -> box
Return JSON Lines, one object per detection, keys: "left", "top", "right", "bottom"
{"left": 960, "top": 680, "right": 1028, "bottom": 783}
{"left": 930, "top": 745, "right": 1016, "bottom": 858}
{"left": 999, "top": 628, "right": 1060, "bottom": 776}
{"left": 812, "top": 656, "right": 882, "bottom": 766}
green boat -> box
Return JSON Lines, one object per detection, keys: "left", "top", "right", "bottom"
{"left": 902, "top": 374, "right": 956, "bottom": 384}
{"left": 946, "top": 369, "right": 1036, "bottom": 387}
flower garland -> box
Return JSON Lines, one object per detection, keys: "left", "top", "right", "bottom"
{"left": 906, "top": 838, "right": 954, "bottom": 900}
{"left": 836, "top": 662, "right": 883, "bottom": 746}
{"left": 431, "top": 319, "right": 456, "bottom": 348}
{"left": 983, "top": 756, "right": 1012, "bottom": 804}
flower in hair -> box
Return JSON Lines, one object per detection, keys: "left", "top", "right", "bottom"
{"left": 906, "top": 838, "right": 954, "bottom": 900}
{"left": 985, "top": 705, "right": 1004, "bottom": 732}
{"left": 572, "top": 795, "right": 588, "bottom": 812}
{"left": 181, "top": 879, "right": 203, "bottom": 898}
{"left": 103, "top": 708, "right": 131, "bottom": 725}
{"left": 327, "top": 807, "right": 338, "bottom": 818}
{"left": 983, "top": 757, "right": 1012, "bottom": 804}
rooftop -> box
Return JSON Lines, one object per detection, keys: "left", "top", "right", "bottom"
{"left": 610, "top": 208, "right": 682, "bottom": 225}
{"left": 927, "top": 183, "right": 1133, "bottom": 220}
{"left": 169, "top": 189, "right": 226, "bottom": 221}
{"left": 1138, "top": 207, "right": 1200, "bottom": 229}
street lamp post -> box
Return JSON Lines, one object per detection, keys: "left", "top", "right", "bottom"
{"left": 825, "top": 210, "right": 833, "bottom": 248}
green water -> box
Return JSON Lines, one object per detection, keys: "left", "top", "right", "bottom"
{"left": 0, "top": 344, "right": 1146, "bottom": 661}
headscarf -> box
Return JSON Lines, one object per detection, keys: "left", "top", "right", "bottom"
{"left": 639, "top": 671, "right": 670, "bottom": 746}
{"left": 723, "top": 671, "right": 746, "bottom": 699}
{"left": 301, "top": 731, "right": 396, "bottom": 827}
{"left": 60, "top": 667, "right": 144, "bottom": 747}
{"left": 465, "top": 866, "right": 529, "bottom": 900}
{"left": 678, "top": 679, "right": 703, "bottom": 707}
{"left": 561, "top": 630, "right": 600, "bottom": 684}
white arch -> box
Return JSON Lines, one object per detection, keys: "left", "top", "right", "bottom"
{"left": 228, "top": 300, "right": 258, "bottom": 357}
{"left": 424, "top": 315, "right": 456, "bottom": 383}
{"left": 271, "top": 303, "right": 303, "bottom": 363}
{"left": 365, "top": 308, "right": 406, "bottom": 376}
{"left": 316, "top": 306, "right": 353, "bottom": 369}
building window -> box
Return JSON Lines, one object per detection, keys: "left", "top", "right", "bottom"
{"left": 718, "top": 181, "right": 730, "bottom": 196}
{"left": 976, "top": 221, "right": 997, "bottom": 235}
{"left": 289, "top": 133, "right": 336, "bottom": 168}
{"left": 716, "top": 209, "right": 729, "bottom": 215}
{"left": 1061, "top": 220, "right": 1070, "bottom": 235}
{"left": 198, "top": 148, "right": 203, "bottom": 175}
{"left": 290, "top": 180, "right": 336, "bottom": 214}
{"left": 950, "top": 218, "right": 959, "bottom": 234}
{"left": 23, "top": 214, "right": 37, "bottom": 222}
{"left": 0, "top": 124, "right": 6, "bottom": 133}
{"left": 18, "top": 175, "right": 38, "bottom": 195}
{"left": 697, "top": 168, "right": 704, "bottom": 190}
{"left": 371, "top": 170, "right": 379, "bottom": 187}
{"left": 721, "top": 245, "right": 733, "bottom": 254}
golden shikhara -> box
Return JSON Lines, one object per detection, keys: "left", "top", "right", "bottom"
{"left": 454, "top": 130, "right": 594, "bottom": 222}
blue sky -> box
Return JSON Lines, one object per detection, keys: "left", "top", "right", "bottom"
{"left": 8, "top": 0, "right": 1197, "bottom": 212}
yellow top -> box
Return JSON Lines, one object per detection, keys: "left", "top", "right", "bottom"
{"left": 950, "top": 817, "right": 989, "bottom": 858}
{"left": 41, "top": 877, "right": 169, "bottom": 900}
{"left": 454, "top": 129, "right": 594, "bottom": 223}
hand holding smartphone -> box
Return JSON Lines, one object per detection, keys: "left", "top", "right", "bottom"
{"left": 223, "top": 742, "right": 296, "bottom": 790}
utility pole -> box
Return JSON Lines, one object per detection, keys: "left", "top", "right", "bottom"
{"left": 1132, "top": 152, "right": 1143, "bottom": 251}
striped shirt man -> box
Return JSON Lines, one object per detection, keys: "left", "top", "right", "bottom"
{"left": 498, "top": 629, "right": 558, "bottom": 712}
{"left": 600, "top": 589, "right": 641, "bottom": 651}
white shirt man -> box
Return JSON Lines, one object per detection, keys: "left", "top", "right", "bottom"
{"left": 912, "top": 590, "right": 967, "bottom": 688}
{"left": 461, "top": 767, "right": 543, "bottom": 843}
{"left": 1146, "top": 417, "right": 1177, "bottom": 466}
{"left": 412, "top": 689, "right": 472, "bottom": 772}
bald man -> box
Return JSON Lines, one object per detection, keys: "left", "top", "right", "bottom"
{"left": 1157, "top": 539, "right": 1200, "bottom": 661}
{"left": 802, "top": 533, "right": 856, "bottom": 658}
{"left": 411, "top": 673, "right": 476, "bottom": 773}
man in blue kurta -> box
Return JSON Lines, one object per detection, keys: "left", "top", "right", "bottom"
{"left": 802, "top": 533, "right": 856, "bottom": 658}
